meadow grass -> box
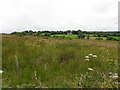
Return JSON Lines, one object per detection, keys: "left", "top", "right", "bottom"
{"left": 2, "top": 35, "right": 118, "bottom": 88}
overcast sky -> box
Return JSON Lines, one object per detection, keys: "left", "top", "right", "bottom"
{"left": 0, "top": 0, "right": 119, "bottom": 33}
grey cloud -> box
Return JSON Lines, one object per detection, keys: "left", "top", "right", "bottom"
{"left": 0, "top": 0, "right": 118, "bottom": 33}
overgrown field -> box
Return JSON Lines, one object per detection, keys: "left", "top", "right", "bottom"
{"left": 2, "top": 35, "right": 118, "bottom": 88}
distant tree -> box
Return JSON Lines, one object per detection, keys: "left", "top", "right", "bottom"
{"left": 93, "top": 34, "right": 96, "bottom": 37}
{"left": 112, "top": 38, "right": 117, "bottom": 41}
{"left": 28, "top": 30, "right": 33, "bottom": 35}
{"left": 95, "top": 37, "right": 103, "bottom": 40}
{"left": 78, "top": 32, "right": 85, "bottom": 39}
{"left": 97, "top": 34, "right": 101, "bottom": 37}
{"left": 106, "top": 36, "right": 113, "bottom": 40}
{"left": 21, "top": 31, "right": 27, "bottom": 35}
{"left": 36, "top": 31, "right": 41, "bottom": 36}
{"left": 77, "top": 29, "right": 82, "bottom": 34}
{"left": 11, "top": 32, "right": 17, "bottom": 34}
{"left": 86, "top": 34, "right": 90, "bottom": 39}
{"left": 103, "top": 34, "right": 108, "bottom": 37}
{"left": 72, "top": 30, "right": 78, "bottom": 34}
{"left": 24, "top": 30, "right": 29, "bottom": 34}
{"left": 65, "top": 30, "right": 71, "bottom": 34}
{"left": 44, "top": 33, "right": 50, "bottom": 37}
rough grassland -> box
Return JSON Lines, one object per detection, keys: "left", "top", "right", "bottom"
{"left": 2, "top": 35, "right": 118, "bottom": 88}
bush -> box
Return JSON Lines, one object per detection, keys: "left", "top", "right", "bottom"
{"left": 95, "top": 37, "right": 103, "bottom": 40}
{"left": 78, "top": 33, "right": 85, "bottom": 39}
{"left": 44, "top": 33, "right": 50, "bottom": 37}
{"left": 86, "top": 35, "right": 90, "bottom": 39}
{"left": 106, "top": 37, "right": 113, "bottom": 40}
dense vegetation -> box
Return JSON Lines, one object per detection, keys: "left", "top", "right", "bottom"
{"left": 7, "top": 30, "right": 120, "bottom": 41}
{"left": 2, "top": 33, "right": 118, "bottom": 88}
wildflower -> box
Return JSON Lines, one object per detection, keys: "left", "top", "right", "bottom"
{"left": 114, "top": 73, "right": 118, "bottom": 76}
{"left": 109, "top": 73, "right": 118, "bottom": 80}
{"left": 89, "top": 53, "right": 93, "bottom": 56}
{"left": 0, "top": 70, "right": 3, "bottom": 73}
{"left": 107, "top": 50, "right": 109, "bottom": 53}
{"left": 88, "top": 68, "right": 94, "bottom": 71}
{"left": 109, "top": 59, "right": 114, "bottom": 62}
{"left": 92, "top": 55, "right": 97, "bottom": 58}
{"left": 85, "top": 59, "right": 90, "bottom": 61}
{"left": 85, "top": 56, "right": 90, "bottom": 59}
{"left": 109, "top": 72, "right": 112, "bottom": 75}
{"left": 110, "top": 75, "right": 118, "bottom": 80}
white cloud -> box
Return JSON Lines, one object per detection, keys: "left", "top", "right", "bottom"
{"left": 0, "top": 0, "right": 119, "bottom": 33}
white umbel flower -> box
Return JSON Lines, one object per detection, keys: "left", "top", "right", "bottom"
{"left": 109, "top": 59, "right": 114, "bottom": 62}
{"left": 0, "top": 70, "right": 3, "bottom": 73}
{"left": 110, "top": 75, "right": 118, "bottom": 80}
{"left": 109, "top": 72, "right": 112, "bottom": 75}
{"left": 92, "top": 55, "right": 97, "bottom": 58}
{"left": 114, "top": 73, "right": 118, "bottom": 76}
{"left": 109, "top": 73, "right": 118, "bottom": 80}
{"left": 85, "top": 56, "right": 90, "bottom": 59}
{"left": 89, "top": 54, "right": 93, "bottom": 56}
{"left": 85, "top": 59, "right": 90, "bottom": 61}
{"left": 88, "top": 68, "right": 94, "bottom": 71}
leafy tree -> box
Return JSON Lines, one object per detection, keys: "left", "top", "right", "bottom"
{"left": 11, "top": 32, "right": 17, "bottom": 34}
{"left": 28, "top": 30, "right": 33, "bottom": 35}
{"left": 21, "top": 32, "right": 27, "bottom": 35}
{"left": 36, "top": 31, "right": 41, "bottom": 36}
{"left": 65, "top": 30, "right": 71, "bottom": 34}
{"left": 106, "top": 36, "right": 113, "bottom": 40}
{"left": 95, "top": 37, "right": 103, "bottom": 40}
{"left": 86, "top": 34, "right": 90, "bottom": 39}
{"left": 44, "top": 33, "right": 50, "bottom": 37}
{"left": 78, "top": 32, "right": 85, "bottom": 39}
{"left": 72, "top": 30, "right": 78, "bottom": 34}
{"left": 97, "top": 34, "right": 101, "bottom": 37}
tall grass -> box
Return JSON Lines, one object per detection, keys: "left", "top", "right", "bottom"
{"left": 2, "top": 35, "right": 118, "bottom": 88}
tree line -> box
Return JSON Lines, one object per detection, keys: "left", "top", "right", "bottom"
{"left": 10, "top": 30, "right": 120, "bottom": 41}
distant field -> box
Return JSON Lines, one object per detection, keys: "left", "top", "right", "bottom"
{"left": 51, "top": 34, "right": 77, "bottom": 39}
{"left": 50, "top": 34, "right": 120, "bottom": 41}
{"left": 111, "top": 36, "right": 120, "bottom": 40}
{"left": 2, "top": 35, "right": 118, "bottom": 88}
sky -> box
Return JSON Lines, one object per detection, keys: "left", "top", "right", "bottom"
{"left": 0, "top": 0, "right": 119, "bottom": 33}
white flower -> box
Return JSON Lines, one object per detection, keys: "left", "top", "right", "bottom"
{"left": 114, "top": 73, "right": 118, "bottom": 76}
{"left": 110, "top": 75, "right": 118, "bottom": 80}
{"left": 92, "top": 55, "right": 97, "bottom": 58}
{"left": 0, "top": 70, "right": 3, "bottom": 73}
{"left": 109, "top": 59, "right": 114, "bottom": 62}
{"left": 109, "top": 72, "right": 112, "bottom": 75}
{"left": 89, "top": 53, "right": 93, "bottom": 56}
{"left": 88, "top": 68, "right": 94, "bottom": 71}
{"left": 85, "top": 59, "right": 90, "bottom": 61}
{"left": 109, "top": 73, "right": 118, "bottom": 80}
{"left": 85, "top": 56, "right": 90, "bottom": 59}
